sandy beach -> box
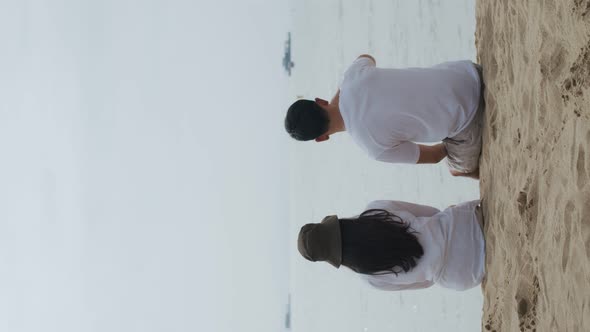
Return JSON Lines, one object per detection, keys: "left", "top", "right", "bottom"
{"left": 476, "top": 1, "right": 590, "bottom": 331}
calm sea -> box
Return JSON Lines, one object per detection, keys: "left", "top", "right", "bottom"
{"left": 287, "top": 0, "right": 482, "bottom": 331}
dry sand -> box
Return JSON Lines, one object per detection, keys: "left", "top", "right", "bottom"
{"left": 476, "top": 0, "right": 590, "bottom": 331}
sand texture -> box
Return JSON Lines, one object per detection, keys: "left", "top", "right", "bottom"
{"left": 476, "top": 0, "right": 590, "bottom": 331}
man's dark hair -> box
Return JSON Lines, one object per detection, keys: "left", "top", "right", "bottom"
{"left": 284, "top": 99, "right": 330, "bottom": 141}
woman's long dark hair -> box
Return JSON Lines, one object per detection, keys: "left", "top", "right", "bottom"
{"left": 340, "top": 209, "right": 423, "bottom": 275}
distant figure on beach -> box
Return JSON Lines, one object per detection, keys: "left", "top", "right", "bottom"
{"left": 297, "top": 200, "right": 485, "bottom": 291}
{"left": 284, "top": 55, "right": 485, "bottom": 179}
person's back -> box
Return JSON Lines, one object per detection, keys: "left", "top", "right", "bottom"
{"left": 284, "top": 55, "right": 485, "bottom": 178}
{"left": 339, "top": 58, "right": 481, "bottom": 164}
{"left": 364, "top": 200, "right": 484, "bottom": 291}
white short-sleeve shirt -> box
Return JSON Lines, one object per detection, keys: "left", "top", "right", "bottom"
{"left": 339, "top": 58, "right": 481, "bottom": 163}
{"left": 361, "top": 200, "right": 485, "bottom": 291}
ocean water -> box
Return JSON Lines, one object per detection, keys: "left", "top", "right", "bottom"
{"left": 287, "top": 1, "right": 482, "bottom": 331}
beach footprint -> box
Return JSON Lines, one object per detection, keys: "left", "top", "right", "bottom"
{"left": 582, "top": 197, "right": 590, "bottom": 260}
{"left": 517, "top": 179, "right": 539, "bottom": 240}
{"left": 576, "top": 140, "right": 589, "bottom": 190}
{"left": 577, "top": 145, "right": 587, "bottom": 187}
{"left": 486, "top": 96, "right": 498, "bottom": 142}
{"left": 539, "top": 39, "right": 567, "bottom": 80}
{"left": 562, "top": 40, "right": 590, "bottom": 101}
{"left": 483, "top": 294, "right": 503, "bottom": 332}
{"left": 515, "top": 272, "right": 540, "bottom": 332}
{"left": 561, "top": 201, "right": 575, "bottom": 271}
{"left": 572, "top": 0, "right": 590, "bottom": 17}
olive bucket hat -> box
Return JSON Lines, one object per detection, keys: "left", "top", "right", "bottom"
{"left": 297, "top": 215, "right": 342, "bottom": 268}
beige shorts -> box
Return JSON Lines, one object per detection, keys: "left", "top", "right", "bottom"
{"left": 443, "top": 64, "right": 485, "bottom": 173}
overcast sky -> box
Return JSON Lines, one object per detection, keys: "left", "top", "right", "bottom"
{"left": 0, "top": 1, "right": 290, "bottom": 331}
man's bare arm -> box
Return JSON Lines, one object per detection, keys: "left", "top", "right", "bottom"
{"left": 416, "top": 143, "right": 447, "bottom": 164}
{"left": 330, "top": 89, "right": 340, "bottom": 105}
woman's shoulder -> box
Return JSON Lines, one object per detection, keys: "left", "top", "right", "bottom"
{"left": 366, "top": 200, "right": 442, "bottom": 218}
{"left": 365, "top": 200, "right": 420, "bottom": 224}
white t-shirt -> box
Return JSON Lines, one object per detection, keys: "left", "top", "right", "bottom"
{"left": 339, "top": 58, "right": 481, "bottom": 163}
{"left": 361, "top": 200, "right": 485, "bottom": 291}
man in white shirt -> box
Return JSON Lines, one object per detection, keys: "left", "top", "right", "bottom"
{"left": 284, "top": 54, "right": 485, "bottom": 179}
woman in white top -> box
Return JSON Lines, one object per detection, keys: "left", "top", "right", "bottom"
{"left": 297, "top": 200, "right": 485, "bottom": 291}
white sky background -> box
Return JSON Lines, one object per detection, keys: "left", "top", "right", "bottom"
{"left": 0, "top": 1, "right": 290, "bottom": 331}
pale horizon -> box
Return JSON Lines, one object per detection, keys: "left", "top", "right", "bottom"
{"left": 0, "top": 1, "right": 291, "bottom": 331}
